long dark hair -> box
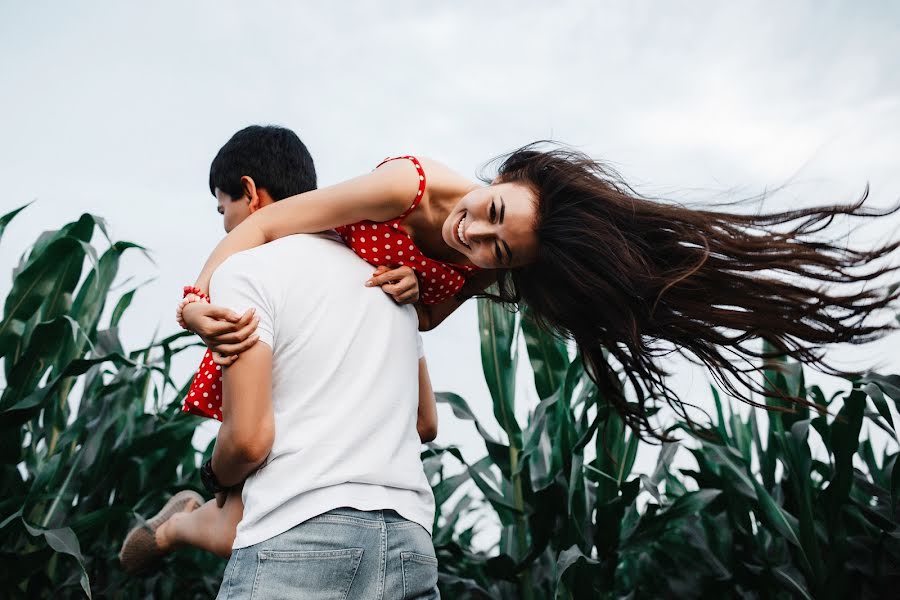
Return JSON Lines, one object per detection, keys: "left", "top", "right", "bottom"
{"left": 483, "top": 142, "right": 900, "bottom": 437}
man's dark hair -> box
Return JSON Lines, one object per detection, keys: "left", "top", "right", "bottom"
{"left": 209, "top": 125, "right": 317, "bottom": 201}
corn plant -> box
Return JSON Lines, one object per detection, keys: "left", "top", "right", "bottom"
{"left": 2, "top": 206, "right": 898, "bottom": 598}
{"left": 428, "top": 300, "right": 900, "bottom": 598}
{"left": 0, "top": 206, "right": 225, "bottom": 598}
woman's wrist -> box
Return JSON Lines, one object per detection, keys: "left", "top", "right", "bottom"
{"left": 193, "top": 276, "right": 212, "bottom": 297}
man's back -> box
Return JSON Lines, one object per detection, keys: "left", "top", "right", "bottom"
{"left": 210, "top": 233, "right": 434, "bottom": 549}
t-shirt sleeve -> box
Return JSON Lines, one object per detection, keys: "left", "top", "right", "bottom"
{"left": 208, "top": 254, "right": 276, "bottom": 349}
{"left": 416, "top": 332, "right": 425, "bottom": 359}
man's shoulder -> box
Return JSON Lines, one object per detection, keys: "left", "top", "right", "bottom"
{"left": 251, "top": 231, "right": 346, "bottom": 256}
{"left": 213, "top": 232, "right": 364, "bottom": 290}
{"left": 209, "top": 236, "right": 341, "bottom": 312}
{"left": 222, "top": 233, "right": 345, "bottom": 269}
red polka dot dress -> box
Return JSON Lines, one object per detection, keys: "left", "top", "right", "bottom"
{"left": 335, "top": 156, "right": 479, "bottom": 305}
{"left": 183, "top": 351, "right": 224, "bottom": 420}
{"left": 182, "top": 155, "right": 479, "bottom": 420}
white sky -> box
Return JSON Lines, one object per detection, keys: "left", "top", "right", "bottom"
{"left": 2, "top": 2, "right": 899, "bottom": 489}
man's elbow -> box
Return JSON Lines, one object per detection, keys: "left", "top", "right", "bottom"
{"left": 235, "top": 442, "right": 271, "bottom": 464}
{"left": 418, "top": 422, "right": 438, "bottom": 443}
{"left": 232, "top": 425, "right": 275, "bottom": 464}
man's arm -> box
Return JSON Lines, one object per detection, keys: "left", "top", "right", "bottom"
{"left": 417, "top": 357, "right": 437, "bottom": 443}
{"left": 211, "top": 339, "right": 275, "bottom": 487}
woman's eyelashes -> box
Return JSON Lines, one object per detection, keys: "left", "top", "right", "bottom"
{"left": 486, "top": 199, "right": 507, "bottom": 264}
{"left": 489, "top": 196, "right": 506, "bottom": 226}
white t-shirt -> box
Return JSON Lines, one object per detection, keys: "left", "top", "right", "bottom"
{"left": 210, "top": 233, "right": 434, "bottom": 549}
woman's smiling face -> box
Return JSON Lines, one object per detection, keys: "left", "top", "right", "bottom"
{"left": 441, "top": 181, "right": 540, "bottom": 269}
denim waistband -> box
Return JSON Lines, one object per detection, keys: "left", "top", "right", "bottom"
{"left": 308, "top": 506, "right": 415, "bottom": 526}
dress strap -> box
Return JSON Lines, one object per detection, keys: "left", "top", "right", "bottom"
{"left": 377, "top": 155, "right": 426, "bottom": 219}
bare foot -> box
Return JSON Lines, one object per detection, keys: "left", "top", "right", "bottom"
{"left": 155, "top": 497, "right": 200, "bottom": 552}
{"left": 120, "top": 490, "right": 205, "bottom": 574}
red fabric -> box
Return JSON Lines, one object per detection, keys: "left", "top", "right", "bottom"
{"left": 182, "top": 155, "right": 478, "bottom": 419}
{"left": 182, "top": 350, "right": 223, "bottom": 420}
{"left": 183, "top": 286, "right": 210, "bottom": 302}
{"left": 335, "top": 156, "right": 479, "bottom": 306}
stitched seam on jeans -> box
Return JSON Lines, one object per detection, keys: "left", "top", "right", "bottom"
{"left": 402, "top": 552, "right": 409, "bottom": 597}
{"left": 377, "top": 515, "right": 387, "bottom": 600}
{"left": 256, "top": 548, "right": 363, "bottom": 561}
{"left": 401, "top": 551, "right": 438, "bottom": 565}
{"left": 341, "top": 548, "right": 364, "bottom": 600}
{"left": 307, "top": 514, "right": 384, "bottom": 528}
{"left": 222, "top": 548, "right": 241, "bottom": 600}
{"left": 386, "top": 520, "right": 425, "bottom": 530}
{"left": 251, "top": 549, "right": 264, "bottom": 600}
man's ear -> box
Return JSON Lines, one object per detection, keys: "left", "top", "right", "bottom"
{"left": 240, "top": 176, "right": 262, "bottom": 212}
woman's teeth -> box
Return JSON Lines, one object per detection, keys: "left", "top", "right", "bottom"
{"left": 457, "top": 215, "right": 470, "bottom": 248}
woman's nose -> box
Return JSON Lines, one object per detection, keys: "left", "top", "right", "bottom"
{"left": 466, "top": 219, "right": 493, "bottom": 242}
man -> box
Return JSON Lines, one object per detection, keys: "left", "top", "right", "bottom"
{"left": 203, "top": 228, "right": 439, "bottom": 598}
{"left": 120, "top": 126, "right": 439, "bottom": 597}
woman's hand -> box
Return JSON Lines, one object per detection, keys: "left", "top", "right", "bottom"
{"left": 182, "top": 302, "right": 260, "bottom": 364}
{"left": 366, "top": 265, "right": 420, "bottom": 305}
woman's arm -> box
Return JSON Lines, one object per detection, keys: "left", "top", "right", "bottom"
{"left": 416, "top": 356, "right": 438, "bottom": 443}
{"left": 194, "top": 161, "right": 419, "bottom": 292}
{"left": 413, "top": 270, "right": 498, "bottom": 331}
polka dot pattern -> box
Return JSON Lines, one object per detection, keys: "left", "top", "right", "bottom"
{"left": 181, "top": 349, "right": 223, "bottom": 420}
{"left": 335, "top": 155, "right": 479, "bottom": 306}
{"left": 184, "top": 156, "right": 479, "bottom": 421}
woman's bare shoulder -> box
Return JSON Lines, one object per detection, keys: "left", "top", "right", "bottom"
{"left": 416, "top": 156, "right": 479, "bottom": 195}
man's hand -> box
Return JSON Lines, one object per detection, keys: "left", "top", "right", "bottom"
{"left": 182, "top": 302, "right": 260, "bottom": 364}
{"left": 365, "top": 265, "right": 420, "bottom": 305}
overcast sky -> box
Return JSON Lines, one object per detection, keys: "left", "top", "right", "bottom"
{"left": 2, "top": 2, "right": 899, "bottom": 488}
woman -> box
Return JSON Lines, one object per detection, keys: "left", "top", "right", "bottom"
{"left": 188, "top": 143, "right": 900, "bottom": 434}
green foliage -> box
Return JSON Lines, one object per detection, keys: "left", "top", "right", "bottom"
{"left": 0, "top": 206, "right": 224, "bottom": 598}
{"left": 429, "top": 299, "right": 900, "bottom": 598}
{"left": 2, "top": 208, "right": 898, "bottom": 598}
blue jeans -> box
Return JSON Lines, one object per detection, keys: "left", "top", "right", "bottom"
{"left": 216, "top": 507, "right": 440, "bottom": 599}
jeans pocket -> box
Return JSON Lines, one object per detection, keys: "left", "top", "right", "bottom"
{"left": 400, "top": 551, "right": 439, "bottom": 599}
{"left": 252, "top": 548, "right": 363, "bottom": 600}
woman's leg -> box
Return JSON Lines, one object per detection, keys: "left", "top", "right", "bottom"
{"left": 156, "top": 485, "right": 244, "bottom": 558}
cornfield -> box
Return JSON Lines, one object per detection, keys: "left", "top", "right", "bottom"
{"left": 1, "top": 206, "right": 898, "bottom": 598}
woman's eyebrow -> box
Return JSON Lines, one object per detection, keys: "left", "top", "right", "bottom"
{"left": 502, "top": 240, "right": 513, "bottom": 265}
{"left": 499, "top": 195, "right": 506, "bottom": 224}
